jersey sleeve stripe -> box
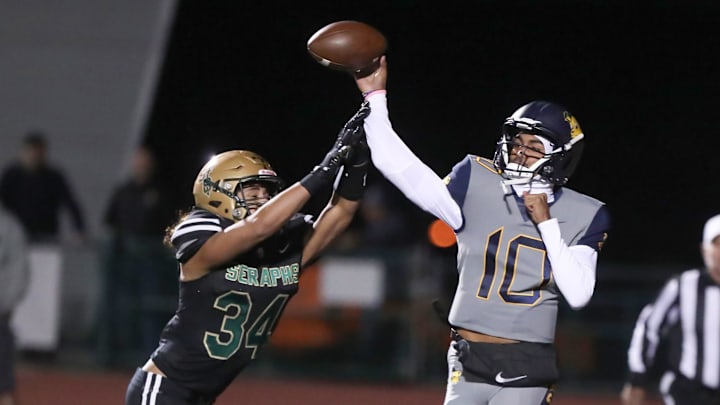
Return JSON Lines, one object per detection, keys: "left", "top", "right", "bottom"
{"left": 180, "top": 217, "right": 221, "bottom": 226}
{"left": 171, "top": 224, "right": 223, "bottom": 241}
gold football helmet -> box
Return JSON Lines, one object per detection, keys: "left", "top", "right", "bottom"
{"left": 192, "top": 150, "right": 284, "bottom": 221}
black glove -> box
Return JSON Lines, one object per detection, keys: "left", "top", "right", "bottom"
{"left": 335, "top": 134, "right": 370, "bottom": 201}
{"left": 300, "top": 101, "right": 370, "bottom": 196}
{"left": 335, "top": 100, "right": 370, "bottom": 147}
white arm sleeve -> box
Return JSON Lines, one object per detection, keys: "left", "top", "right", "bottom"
{"left": 537, "top": 218, "right": 597, "bottom": 309}
{"left": 363, "top": 93, "right": 463, "bottom": 229}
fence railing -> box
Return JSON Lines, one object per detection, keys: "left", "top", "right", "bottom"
{"left": 39, "top": 240, "right": 691, "bottom": 388}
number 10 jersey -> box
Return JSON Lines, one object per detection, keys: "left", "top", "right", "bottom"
{"left": 445, "top": 156, "right": 609, "bottom": 343}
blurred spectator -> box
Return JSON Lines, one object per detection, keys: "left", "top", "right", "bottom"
{"left": 0, "top": 204, "right": 29, "bottom": 405}
{"left": 96, "top": 145, "right": 177, "bottom": 368}
{"left": 0, "top": 131, "right": 86, "bottom": 243}
{"left": 1, "top": 131, "right": 84, "bottom": 357}
{"left": 337, "top": 181, "right": 416, "bottom": 365}
{"left": 358, "top": 182, "right": 415, "bottom": 248}
{"left": 358, "top": 182, "right": 417, "bottom": 303}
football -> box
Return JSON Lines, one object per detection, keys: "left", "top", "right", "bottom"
{"left": 307, "top": 20, "right": 387, "bottom": 77}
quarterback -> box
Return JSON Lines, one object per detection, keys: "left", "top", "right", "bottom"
{"left": 354, "top": 57, "right": 610, "bottom": 405}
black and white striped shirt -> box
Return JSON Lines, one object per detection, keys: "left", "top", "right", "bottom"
{"left": 627, "top": 268, "right": 720, "bottom": 389}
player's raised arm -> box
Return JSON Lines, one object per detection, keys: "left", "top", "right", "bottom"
{"left": 306, "top": 21, "right": 462, "bottom": 229}
{"left": 353, "top": 57, "right": 463, "bottom": 230}
{"left": 302, "top": 103, "right": 371, "bottom": 266}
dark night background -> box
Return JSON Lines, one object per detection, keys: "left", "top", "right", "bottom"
{"left": 144, "top": 0, "right": 720, "bottom": 267}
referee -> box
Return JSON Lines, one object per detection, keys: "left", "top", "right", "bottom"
{"left": 621, "top": 214, "right": 720, "bottom": 405}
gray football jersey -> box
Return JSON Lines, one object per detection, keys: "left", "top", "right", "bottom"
{"left": 444, "top": 155, "right": 609, "bottom": 343}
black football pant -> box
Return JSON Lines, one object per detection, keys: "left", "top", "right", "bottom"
{"left": 660, "top": 371, "right": 720, "bottom": 405}
{"left": 125, "top": 368, "right": 215, "bottom": 405}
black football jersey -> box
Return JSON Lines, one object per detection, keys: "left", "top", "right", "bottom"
{"left": 151, "top": 209, "right": 313, "bottom": 397}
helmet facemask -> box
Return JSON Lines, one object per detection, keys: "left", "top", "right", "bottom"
{"left": 233, "top": 178, "right": 283, "bottom": 219}
{"left": 493, "top": 102, "right": 585, "bottom": 187}
{"left": 495, "top": 132, "right": 553, "bottom": 186}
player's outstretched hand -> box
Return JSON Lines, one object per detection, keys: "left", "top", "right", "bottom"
{"left": 321, "top": 99, "right": 370, "bottom": 172}
{"left": 336, "top": 100, "right": 370, "bottom": 147}
{"left": 345, "top": 135, "right": 369, "bottom": 169}
{"left": 335, "top": 133, "right": 370, "bottom": 201}
{"left": 323, "top": 100, "right": 370, "bottom": 172}
{"left": 300, "top": 102, "right": 371, "bottom": 195}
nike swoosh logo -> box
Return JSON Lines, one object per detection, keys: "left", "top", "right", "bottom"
{"left": 495, "top": 372, "right": 527, "bottom": 384}
{"left": 278, "top": 243, "right": 290, "bottom": 254}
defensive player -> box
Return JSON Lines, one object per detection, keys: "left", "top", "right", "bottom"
{"left": 125, "top": 104, "right": 370, "bottom": 405}
{"left": 353, "top": 57, "right": 610, "bottom": 404}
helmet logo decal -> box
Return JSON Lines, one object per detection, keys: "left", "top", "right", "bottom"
{"left": 200, "top": 169, "right": 213, "bottom": 196}
{"left": 564, "top": 112, "right": 583, "bottom": 138}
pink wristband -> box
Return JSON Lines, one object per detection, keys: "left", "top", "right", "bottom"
{"left": 362, "top": 89, "right": 387, "bottom": 99}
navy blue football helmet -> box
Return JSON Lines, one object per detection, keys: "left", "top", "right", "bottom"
{"left": 493, "top": 100, "right": 584, "bottom": 186}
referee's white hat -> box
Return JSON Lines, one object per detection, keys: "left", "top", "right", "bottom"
{"left": 703, "top": 214, "right": 720, "bottom": 245}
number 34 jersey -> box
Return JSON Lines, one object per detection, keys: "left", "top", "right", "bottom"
{"left": 445, "top": 156, "right": 610, "bottom": 344}
{"left": 151, "top": 209, "right": 313, "bottom": 397}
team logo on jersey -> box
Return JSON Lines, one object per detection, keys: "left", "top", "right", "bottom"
{"left": 542, "top": 385, "right": 556, "bottom": 404}
{"left": 564, "top": 111, "right": 583, "bottom": 138}
{"left": 225, "top": 263, "right": 300, "bottom": 287}
{"left": 450, "top": 369, "right": 462, "bottom": 384}
{"left": 597, "top": 232, "right": 608, "bottom": 251}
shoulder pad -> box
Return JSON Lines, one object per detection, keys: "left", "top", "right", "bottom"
{"left": 472, "top": 156, "right": 500, "bottom": 174}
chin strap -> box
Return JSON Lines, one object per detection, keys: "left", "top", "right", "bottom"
{"left": 499, "top": 173, "right": 556, "bottom": 202}
{"left": 500, "top": 176, "right": 528, "bottom": 195}
{"left": 499, "top": 162, "right": 539, "bottom": 195}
